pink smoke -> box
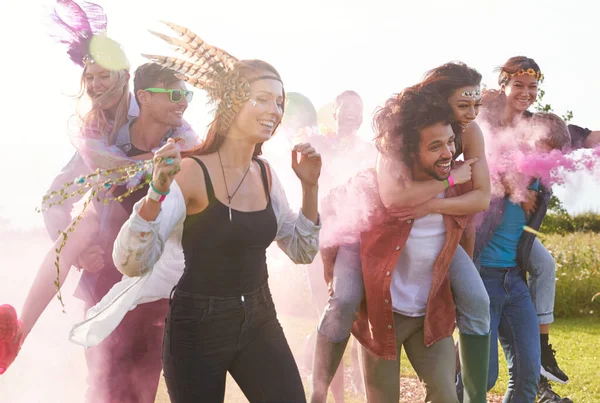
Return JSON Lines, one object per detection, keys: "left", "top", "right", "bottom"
{"left": 479, "top": 116, "right": 600, "bottom": 203}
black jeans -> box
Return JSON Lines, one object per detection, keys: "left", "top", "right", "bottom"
{"left": 162, "top": 283, "right": 306, "bottom": 403}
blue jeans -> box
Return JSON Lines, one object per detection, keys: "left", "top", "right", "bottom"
{"left": 318, "top": 244, "right": 489, "bottom": 343}
{"left": 450, "top": 246, "right": 490, "bottom": 335}
{"left": 318, "top": 244, "right": 364, "bottom": 342}
{"left": 527, "top": 238, "right": 555, "bottom": 325}
{"left": 481, "top": 266, "right": 540, "bottom": 403}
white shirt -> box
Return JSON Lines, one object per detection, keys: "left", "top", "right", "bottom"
{"left": 69, "top": 163, "right": 321, "bottom": 347}
{"left": 391, "top": 194, "right": 447, "bottom": 317}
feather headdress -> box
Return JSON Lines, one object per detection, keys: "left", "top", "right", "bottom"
{"left": 143, "top": 21, "right": 282, "bottom": 132}
{"left": 49, "top": 0, "right": 129, "bottom": 70}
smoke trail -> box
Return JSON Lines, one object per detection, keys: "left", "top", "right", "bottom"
{"left": 0, "top": 230, "right": 87, "bottom": 403}
{"left": 479, "top": 114, "right": 600, "bottom": 204}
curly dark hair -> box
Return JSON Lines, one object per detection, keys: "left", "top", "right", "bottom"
{"left": 419, "top": 62, "right": 482, "bottom": 138}
{"left": 374, "top": 86, "right": 454, "bottom": 168}
{"left": 420, "top": 62, "right": 482, "bottom": 101}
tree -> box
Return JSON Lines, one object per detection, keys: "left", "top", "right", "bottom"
{"left": 534, "top": 77, "right": 573, "bottom": 122}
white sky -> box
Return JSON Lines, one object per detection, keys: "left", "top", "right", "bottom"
{"left": 0, "top": 0, "right": 599, "bottom": 229}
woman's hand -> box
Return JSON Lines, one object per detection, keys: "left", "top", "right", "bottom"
{"left": 520, "top": 189, "right": 538, "bottom": 219}
{"left": 389, "top": 199, "right": 433, "bottom": 222}
{"left": 450, "top": 158, "right": 478, "bottom": 185}
{"left": 151, "top": 139, "right": 182, "bottom": 193}
{"left": 292, "top": 143, "right": 321, "bottom": 187}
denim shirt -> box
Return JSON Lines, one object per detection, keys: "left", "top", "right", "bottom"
{"left": 473, "top": 180, "right": 551, "bottom": 273}
{"left": 113, "top": 117, "right": 177, "bottom": 155}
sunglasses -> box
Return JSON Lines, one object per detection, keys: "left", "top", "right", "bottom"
{"left": 145, "top": 88, "right": 194, "bottom": 103}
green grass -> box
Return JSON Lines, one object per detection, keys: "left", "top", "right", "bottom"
{"left": 490, "top": 317, "right": 600, "bottom": 402}
{"left": 542, "top": 233, "right": 600, "bottom": 318}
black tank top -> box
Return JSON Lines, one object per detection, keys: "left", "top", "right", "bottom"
{"left": 177, "top": 157, "right": 278, "bottom": 296}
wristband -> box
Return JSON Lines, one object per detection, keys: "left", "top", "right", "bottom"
{"left": 447, "top": 175, "right": 455, "bottom": 187}
{"left": 150, "top": 181, "right": 170, "bottom": 196}
{"left": 148, "top": 182, "right": 170, "bottom": 203}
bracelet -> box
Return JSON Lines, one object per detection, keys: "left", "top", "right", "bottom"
{"left": 150, "top": 181, "right": 170, "bottom": 196}
{"left": 447, "top": 175, "right": 455, "bottom": 187}
{"left": 443, "top": 179, "right": 450, "bottom": 189}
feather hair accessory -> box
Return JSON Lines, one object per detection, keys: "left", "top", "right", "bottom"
{"left": 49, "top": 0, "right": 129, "bottom": 70}
{"left": 143, "top": 21, "right": 281, "bottom": 132}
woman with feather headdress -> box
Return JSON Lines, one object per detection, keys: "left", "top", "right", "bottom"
{"left": 87, "top": 20, "right": 322, "bottom": 401}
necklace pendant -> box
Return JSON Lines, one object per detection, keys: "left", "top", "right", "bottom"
{"left": 229, "top": 205, "right": 232, "bottom": 222}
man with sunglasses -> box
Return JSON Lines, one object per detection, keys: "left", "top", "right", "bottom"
{"left": 69, "top": 62, "right": 196, "bottom": 403}
{"left": 112, "top": 63, "right": 194, "bottom": 156}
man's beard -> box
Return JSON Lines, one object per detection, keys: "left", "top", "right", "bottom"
{"left": 417, "top": 155, "right": 453, "bottom": 181}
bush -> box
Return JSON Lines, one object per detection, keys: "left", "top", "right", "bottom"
{"left": 541, "top": 211, "right": 600, "bottom": 234}
{"left": 542, "top": 233, "right": 600, "bottom": 318}
{"left": 540, "top": 212, "right": 574, "bottom": 235}
{"left": 540, "top": 195, "right": 600, "bottom": 234}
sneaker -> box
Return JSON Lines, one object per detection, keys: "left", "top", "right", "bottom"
{"left": 0, "top": 304, "right": 24, "bottom": 375}
{"left": 541, "top": 343, "right": 569, "bottom": 384}
{"left": 537, "top": 376, "right": 573, "bottom": 403}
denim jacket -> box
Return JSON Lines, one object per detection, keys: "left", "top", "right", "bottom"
{"left": 473, "top": 180, "right": 551, "bottom": 273}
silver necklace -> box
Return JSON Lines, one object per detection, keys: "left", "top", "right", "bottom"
{"left": 217, "top": 150, "right": 252, "bottom": 222}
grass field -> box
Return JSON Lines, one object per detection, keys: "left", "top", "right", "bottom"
{"left": 1, "top": 229, "right": 597, "bottom": 402}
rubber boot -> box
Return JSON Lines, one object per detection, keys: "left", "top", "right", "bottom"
{"left": 459, "top": 332, "right": 490, "bottom": 403}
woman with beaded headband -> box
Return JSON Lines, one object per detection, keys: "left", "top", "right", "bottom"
{"left": 97, "top": 24, "right": 323, "bottom": 401}
{"left": 311, "top": 62, "right": 493, "bottom": 403}
{"left": 466, "top": 56, "right": 572, "bottom": 401}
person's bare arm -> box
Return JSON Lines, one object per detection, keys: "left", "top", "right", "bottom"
{"left": 385, "top": 123, "right": 491, "bottom": 221}
{"left": 584, "top": 130, "right": 600, "bottom": 148}
{"left": 377, "top": 153, "right": 476, "bottom": 209}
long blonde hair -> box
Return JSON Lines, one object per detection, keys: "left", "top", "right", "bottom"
{"left": 75, "top": 62, "right": 130, "bottom": 144}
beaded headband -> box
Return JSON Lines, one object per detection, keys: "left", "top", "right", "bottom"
{"left": 460, "top": 89, "right": 482, "bottom": 98}
{"left": 500, "top": 68, "right": 543, "bottom": 85}
{"left": 143, "top": 21, "right": 282, "bottom": 132}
